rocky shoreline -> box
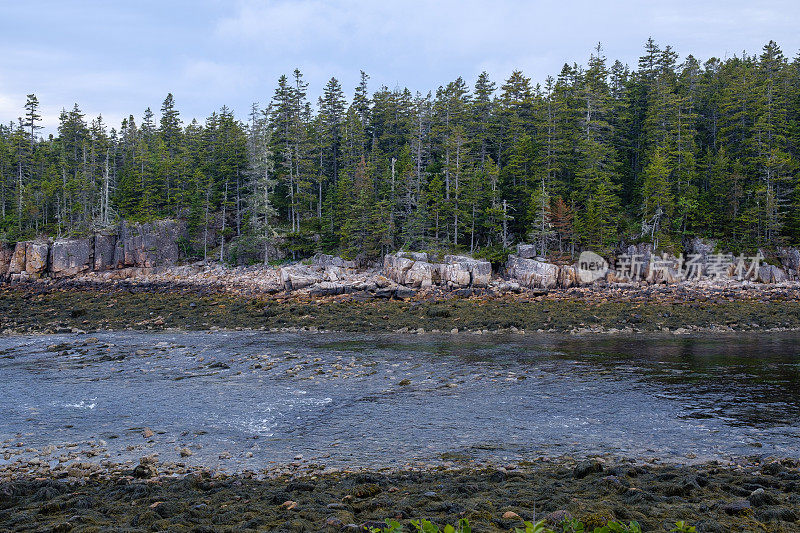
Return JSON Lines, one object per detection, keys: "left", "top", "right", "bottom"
{"left": 1, "top": 453, "right": 799, "bottom": 532}
{"left": 3, "top": 277, "right": 800, "bottom": 336}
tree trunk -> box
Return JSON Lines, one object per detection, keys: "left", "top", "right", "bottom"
{"left": 219, "top": 178, "right": 228, "bottom": 262}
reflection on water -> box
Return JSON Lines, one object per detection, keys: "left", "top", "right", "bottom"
{"left": 1, "top": 330, "right": 798, "bottom": 470}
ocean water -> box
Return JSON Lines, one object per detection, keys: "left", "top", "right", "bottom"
{"left": 1, "top": 330, "right": 798, "bottom": 470}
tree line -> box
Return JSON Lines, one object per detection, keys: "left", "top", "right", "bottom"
{"left": 1, "top": 39, "right": 799, "bottom": 263}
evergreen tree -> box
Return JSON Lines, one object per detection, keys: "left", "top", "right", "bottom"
{"left": 1, "top": 40, "right": 798, "bottom": 258}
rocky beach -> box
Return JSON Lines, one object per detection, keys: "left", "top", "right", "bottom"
{"left": 3, "top": 459, "right": 800, "bottom": 532}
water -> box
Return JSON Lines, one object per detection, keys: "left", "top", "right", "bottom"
{"left": 1, "top": 331, "right": 799, "bottom": 470}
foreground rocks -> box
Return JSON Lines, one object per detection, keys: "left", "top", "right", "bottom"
{"left": 1, "top": 457, "right": 798, "bottom": 531}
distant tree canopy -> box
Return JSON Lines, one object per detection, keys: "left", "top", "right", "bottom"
{"left": 1, "top": 40, "right": 799, "bottom": 261}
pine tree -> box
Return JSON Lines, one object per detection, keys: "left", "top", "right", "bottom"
{"left": 23, "top": 94, "right": 42, "bottom": 150}
{"left": 247, "top": 103, "right": 277, "bottom": 263}
{"left": 2, "top": 41, "right": 799, "bottom": 254}
{"left": 641, "top": 146, "right": 673, "bottom": 246}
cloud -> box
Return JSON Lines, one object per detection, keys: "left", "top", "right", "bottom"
{"left": 1, "top": 0, "right": 799, "bottom": 134}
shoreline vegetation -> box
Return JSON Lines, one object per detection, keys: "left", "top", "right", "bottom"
{"left": 1, "top": 455, "right": 798, "bottom": 531}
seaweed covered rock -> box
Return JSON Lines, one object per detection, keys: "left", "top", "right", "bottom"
{"left": 573, "top": 459, "right": 604, "bottom": 478}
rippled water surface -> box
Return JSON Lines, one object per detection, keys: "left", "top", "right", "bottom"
{"left": 1, "top": 331, "right": 799, "bottom": 470}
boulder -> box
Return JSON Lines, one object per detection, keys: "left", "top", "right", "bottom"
{"left": 516, "top": 243, "right": 537, "bottom": 259}
{"left": 685, "top": 237, "right": 716, "bottom": 276}
{"left": 312, "top": 253, "right": 356, "bottom": 269}
{"left": 0, "top": 245, "right": 12, "bottom": 279}
{"left": 442, "top": 255, "right": 492, "bottom": 287}
{"left": 116, "top": 220, "right": 185, "bottom": 268}
{"left": 469, "top": 260, "right": 492, "bottom": 287}
{"left": 617, "top": 243, "right": 653, "bottom": 280}
{"left": 280, "top": 264, "right": 324, "bottom": 291}
{"left": 506, "top": 255, "right": 559, "bottom": 289}
{"left": 394, "top": 286, "right": 416, "bottom": 299}
{"left": 322, "top": 265, "right": 341, "bottom": 282}
{"left": 383, "top": 253, "right": 415, "bottom": 285}
{"left": 94, "top": 234, "right": 117, "bottom": 270}
{"left": 405, "top": 261, "right": 435, "bottom": 288}
{"left": 557, "top": 265, "right": 579, "bottom": 288}
{"left": 309, "top": 281, "right": 347, "bottom": 297}
{"left": 113, "top": 240, "right": 126, "bottom": 269}
{"left": 721, "top": 499, "right": 751, "bottom": 515}
{"left": 384, "top": 252, "right": 490, "bottom": 289}
{"left": 645, "top": 253, "right": 683, "bottom": 284}
{"left": 8, "top": 242, "right": 26, "bottom": 274}
{"left": 25, "top": 242, "right": 49, "bottom": 278}
{"left": 442, "top": 262, "right": 472, "bottom": 287}
{"left": 50, "top": 239, "right": 93, "bottom": 278}
{"left": 758, "top": 264, "right": 788, "bottom": 284}
{"left": 397, "top": 251, "right": 429, "bottom": 262}
{"left": 778, "top": 248, "right": 800, "bottom": 279}
{"left": 576, "top": 251, "right": 609, "bottom": 284}
{"left": 605, "top": 270, "right": 628, "bottom": 284}
{"left": 265, "top": 240, "right": 287, "bottom": 262}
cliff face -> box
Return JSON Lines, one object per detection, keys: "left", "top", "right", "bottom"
{"left": 1, "top": 220, "right": 186, "bottom": 281}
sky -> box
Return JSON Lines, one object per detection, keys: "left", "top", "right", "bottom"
{"left": 1, "top": 0, "right": 799, "bottom": 133}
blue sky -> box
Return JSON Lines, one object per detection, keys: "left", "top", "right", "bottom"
{"left": 1, "top": 0, "right": 799, "bottom": 132}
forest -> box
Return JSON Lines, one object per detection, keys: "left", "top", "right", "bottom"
{"left": 1, "top": 39, "right": 798, "bottom": 264}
